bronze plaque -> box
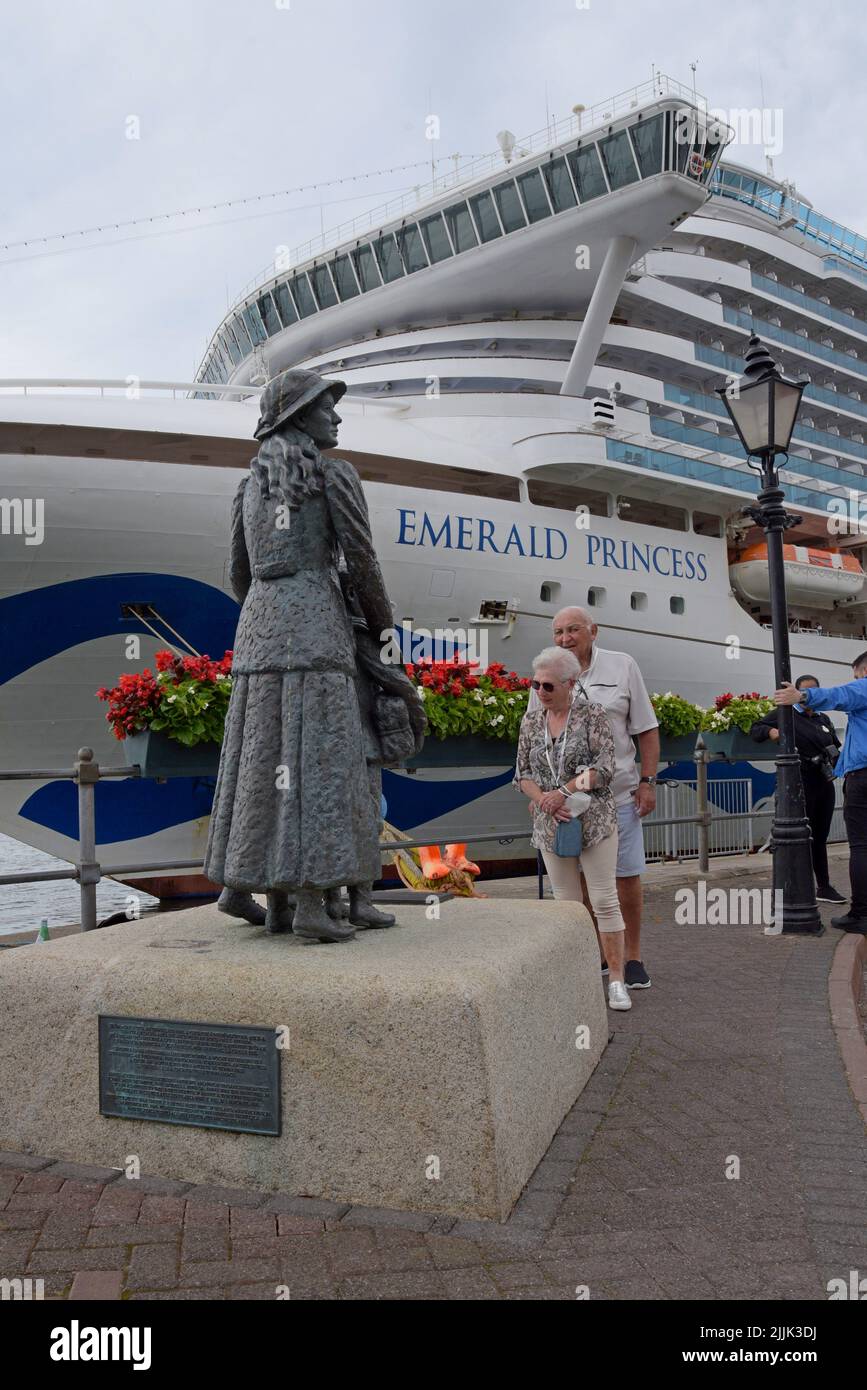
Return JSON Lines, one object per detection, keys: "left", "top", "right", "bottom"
{"left": 99, "top": 1015, "right": 281, "bottom": 1136}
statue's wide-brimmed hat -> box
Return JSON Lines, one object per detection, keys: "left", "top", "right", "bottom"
{"left": 254, "top": 368, "right": 346, "bottom": 441}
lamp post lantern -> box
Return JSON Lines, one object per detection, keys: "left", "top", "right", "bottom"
{"left": 717, "top": 335, "right": 822, "bottom": 935}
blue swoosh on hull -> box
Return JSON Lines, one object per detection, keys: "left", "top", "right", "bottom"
{"left": 381, "top": 767, "right": 516, "bottom": 829}
{"left": 659, "top": 760, "right": 776, "bottom": 802}
{"left": 18, "top": 768, "right": 516, "bottom": 843}
{"left": 0, "top": 573, "right": 239, "bottom": 687}
{"left": 3, "top": 573, "right": 239, "bottom": 841}
{"left": 19, "top": 777, "right": 217, "bottom": 844}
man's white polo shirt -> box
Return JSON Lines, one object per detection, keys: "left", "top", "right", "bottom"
{"left": 528, "top": 646, "right": 658, "bottom": 807}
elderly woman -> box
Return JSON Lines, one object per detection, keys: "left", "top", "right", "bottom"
{"left": 204, "top": 367, "right": 394, "bottom": 943}
{"left": 514, "top": 646, "right": 631, "bottom": 1010}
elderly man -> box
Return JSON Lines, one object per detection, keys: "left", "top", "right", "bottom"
{"left": 530, "top": 607, "right": 659, "bottom": 988}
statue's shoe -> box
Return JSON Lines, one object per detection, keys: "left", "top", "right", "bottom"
{"left": 217, "top": 889, "right": 267, "bottom": 926}
{"left": 325, "top": 889, "right": 351, "bottom": 920}
{"left": 292, "top": 906, "right": 357, "bottom": 943}
{"left": 265, "top": 909, "right": 295, "bottom": 935}
{"left": 349, "top": 892, "right": 397, "bottom": 929}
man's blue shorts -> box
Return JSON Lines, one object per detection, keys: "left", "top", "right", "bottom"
{"left": 616, "top": 801, "right": 646, "bottom": 878}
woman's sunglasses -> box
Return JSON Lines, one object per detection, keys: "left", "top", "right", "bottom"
{"left": 531, "top": 679, "right": 558, "bottom": 693}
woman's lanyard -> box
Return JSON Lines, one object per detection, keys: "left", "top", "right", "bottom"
{"left": 544, "top": 706, "right": 572, "bottom": 790}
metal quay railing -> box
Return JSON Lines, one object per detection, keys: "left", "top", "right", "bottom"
{"left": 0, "top": 736, "right": 783, "bottom": 937}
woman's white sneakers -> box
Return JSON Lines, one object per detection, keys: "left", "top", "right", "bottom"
{"left": 608, "top": 980, "right": 632, "bottom": 1011}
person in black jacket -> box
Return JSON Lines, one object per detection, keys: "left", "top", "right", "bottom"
{"left": 750, "top": 674, "right": 845, "bottom": 903}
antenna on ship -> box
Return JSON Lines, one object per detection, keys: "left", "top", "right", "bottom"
{"left": 757, "top": 53, "right": 775, "bottom": 179}
{"left": 689, "top": 60, "right": 698, "bottom": 100}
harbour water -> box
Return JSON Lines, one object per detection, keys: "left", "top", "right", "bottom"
{"left": 0, "top": 833, "right": 159, "bottom": 936}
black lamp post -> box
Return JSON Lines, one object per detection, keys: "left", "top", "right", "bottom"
{"left": 717, "top": 335, "right": 822, "bottom": 935}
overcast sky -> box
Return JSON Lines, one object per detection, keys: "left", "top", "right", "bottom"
{"left": 1, "top": 0, "right": 864, "bottom": 383}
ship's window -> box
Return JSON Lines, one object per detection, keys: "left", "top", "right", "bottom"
{"left": 692, "top": 510, "right": 722, "bottom": 537}
{"left": 242, "top": 303, "right": 266, "bottom": 344}
{"left": 616, "top": 495, "right": 688, "bottom": 532}
{"left": 493, "top": 179, "right": 527, "bottom": 232}
{"left": 330, "top": 254, "right": 359, "bottom": 301}
{"left": 230, "top": 314, "right": 251, "bottom": 352}
{"left": 587, "top": 587, "right": 606, "bottom": 607}
{"left": 290, "top": 273, "right": 318, "bottom": 318}
{"left": 273, "top": 282, "right": 297, "bottom": 325}
{"left": 257, "top": 292, "right": 282, "bottom": 336}
{"left": 373, "top": 232, "right": 405, "bottom": 283}
{"left": 630, "top": 592, "right": 648, "bottom": 612}
{"left": 396, "top": 223, "right": 428, "bottom": 274}
{"left": 444, "top": 202, "right": 478, "bottom": 254}
{"left": 310, "top": 264, "right": 338, "bottom": 309}
{"left": 429, "top": 569, "right": 455, "bottom": 598}
{"left": 527, "top": 478, "right": 609, "bottom": 516}
{"left": 629, "top": 114, "right": 664, "bottom": 178}
{"left": 221, "top": 327, "right": 242, "bottom": 366}
{"left": 663, "top": 111, "right": 673, "bottom": 170}
{"left": 352, "top": 243, "right": 382, "bottom": 292}
{"left": 469, "top": 191, "right": 502, "bottom": 243}
{"left": 567, "top": 145, "right": 608, "bottom": 201}
{"left": 542, "top": 156, "right": 577, "bottom": 212}
{"left": 540, "top": 582, "right": 561, "bottom": 603}
{"left": 419, "top": 213, "right": 453, "bottom": 263}
{"left": 516, "top": 168, "right": 552, "bottom": 222}
{"left": 670, "top": 596, "right": 685, "bottom": 615}
{"left": 211, "top": 343, "right": 229, "bottom": 378}
{"left": 598, "top": 131, "right": 640, "bottom": 189}
{"left": 674, "top": 111, "right": 694, "bottom": 173}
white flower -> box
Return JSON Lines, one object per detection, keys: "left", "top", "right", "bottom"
{"left": 473, "top": 691, "right": 484, "bottom": 701}
{"left": 217, "top": 674, "right": 228, "bottom": 682}
{"left": 507, "top": 697, "right": 515, "bottom": 705}
{"left": 484, "top": 696, "right": 497, "bottom": 706}
{"left": 167, "top": 695, "right": 177, "bottom": 703}
{"left": 202, "top": 701, "right": 209, "bottom": 709}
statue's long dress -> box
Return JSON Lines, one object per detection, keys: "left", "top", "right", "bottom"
{"left": 204, "top": 453, "right": 392, "bottom": 892}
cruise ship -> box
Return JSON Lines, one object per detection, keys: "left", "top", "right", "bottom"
{"left": 2, "top": 73, "right": 867, "bottom": 897}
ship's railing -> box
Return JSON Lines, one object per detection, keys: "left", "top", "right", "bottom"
{"left": 0, "top": 736, "right": 805, "bottom": 942}
{"left": 231, "top": 72, "right": 706, "bottom": 307}
{"left": 0, "top": 379, "right": 262, "bottom": 400}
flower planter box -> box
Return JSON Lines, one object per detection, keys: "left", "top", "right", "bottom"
{"left": 405, "top": 736, "right": 518, "bottom": 769}
{"left": 122, "top": 729, "right": 222, "bottom": 779}
{"left": 701, "top": 729, "right": 765, "bottom": 761}
{"left": 658, "top": 730, "right": 764, "bottom": 762}
{"left": 658, "top": 733, "right": 703, "bottom": 763}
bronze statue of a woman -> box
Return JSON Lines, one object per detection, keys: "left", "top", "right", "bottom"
{"left": 204, "top": 368, "right": 396, "bottom": 943}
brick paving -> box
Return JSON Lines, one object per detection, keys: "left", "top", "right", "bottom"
{"left": 2, "top": 863, "right": 866, "bottom": 1301}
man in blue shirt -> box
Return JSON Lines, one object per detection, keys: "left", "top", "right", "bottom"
{"left": 775, "top": 650, "right": 867, "bottom": 932}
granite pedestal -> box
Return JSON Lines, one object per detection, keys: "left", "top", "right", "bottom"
{"left": 0, "top": 899, "right": 607, "bottom": 1220}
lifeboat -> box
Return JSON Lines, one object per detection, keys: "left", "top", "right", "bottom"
{"left": 730, "top": 544, "right": 866, "bottom": 608}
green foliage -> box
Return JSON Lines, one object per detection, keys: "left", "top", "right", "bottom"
{"left": 421, "top": 678, "right": 530, "bottom": 741}
{"left": 650, "top": 691, "right": 706, "bottom": 738}
{"left": 147, "top": 674, "right": 232, "bottom": 747}
{"left": 704, "top": 694, "right": 774, "bottom": 734}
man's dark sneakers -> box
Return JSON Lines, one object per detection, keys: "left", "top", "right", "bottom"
{"left": 816, "top": 886, "right": 847, "bottom": 904}
{"left": 830, "top": 913, "right": 867, "bottom": 933}
{"left": 625, "top": 959, "right": 651, "bottom": 989}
